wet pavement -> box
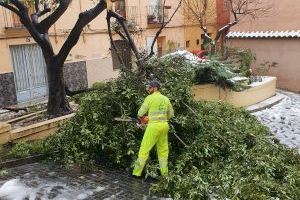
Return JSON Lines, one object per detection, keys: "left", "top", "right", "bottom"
{"left": 0, "top": 162, "right": 158, "bottom": 200}
{"left": 253, "top": 90, "right": 300, "bottom": 150}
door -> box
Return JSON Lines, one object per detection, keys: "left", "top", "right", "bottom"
{"left": 147, "top": 36, "right": 158, "bottom": 55}
{"left": 111, "top": 40, "right": 132, "bottom": 70}
{"left": 10, "top": 44, "right": 48, "bottom": 103}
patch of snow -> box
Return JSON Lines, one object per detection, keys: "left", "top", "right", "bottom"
{"left": 230, "top": 76, "right": 248, "bottom": 82}
{"left": 77, "top": 193, "right": 89, "bottom": 199}
{"left": 250, "top": 76, "right": 274, "bottom": 87}
{"left": 253, "top": 91, "right": 300, "bottom": 149}
{"left": 163, "top": 50, "right": 206, "bottom": 64}
{"left": 227, "top": 30, "right": 300, "bottom": 38}
{"left": 0, "top": 179, "right": 29, "bottom": 200}
{"left": 0, "top": 176, "right": 106, "bottom": 200}
{"left": 48, "top": 172, "right": 56, "bottom": 176}
{"left": 95, "top": 186, "right": 106, "bottom": 192}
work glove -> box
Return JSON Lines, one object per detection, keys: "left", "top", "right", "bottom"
{"left": 139, "top": 116, "right": 149, "bottom": 125}
{"left": 137, "top": 116, "right": 148, "bottom": 130}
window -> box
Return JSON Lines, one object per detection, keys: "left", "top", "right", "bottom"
{"left": 115, "top": 0, "right": 126, "bottom": 18}
{"left": 196, "top": 39, "right": 200, "bottom": 45}
{"left": 186, "top": 40, "right": 190, "bottom": 48}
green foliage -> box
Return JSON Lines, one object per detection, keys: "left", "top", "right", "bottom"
{"left": 222, "top": 47, "right": 256, "bottom": 77}
{"left": 44, "top": 55, "right": 194, "bottom": 169}
{"left": 9, "top": 140, "right": 48, "bottom": 158}
{"left": 152, "top": 103, "right": 300, "bottom": 199}
{"left": 0, "top": 169, "right": 8, "bottom": 176}
{"left": 39, "top": 54, "right": 300, "bottom": 199}
{"left": 194, "top": 60, "right": 250, "bottom": 91}
{"left": 254, "top": 61, "right": 278, "bottom": 77}
{"left": 111, "top": 20, "right": 138, "bottom": 35}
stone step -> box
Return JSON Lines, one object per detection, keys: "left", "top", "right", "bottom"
{"left": 247, "top": 92, "right": 285, "bottom": 113}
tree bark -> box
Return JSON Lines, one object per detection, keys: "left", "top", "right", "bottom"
{"left": 46, "top": 60, "right": 71, "bottom": 118}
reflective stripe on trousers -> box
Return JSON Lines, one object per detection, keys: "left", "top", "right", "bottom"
{"left": 133, "top": 122, "right": 169, "bottom": 176}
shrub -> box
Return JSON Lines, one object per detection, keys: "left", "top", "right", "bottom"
{"left": 9, "top": 140, "right": 47, "bottom": 158}
{"left": 194, "top": 60, "right": 250, "bottom": 91}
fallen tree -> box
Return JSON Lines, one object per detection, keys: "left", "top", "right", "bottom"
{"left": 38, "top": 54, "right": 300, "bottom": 199}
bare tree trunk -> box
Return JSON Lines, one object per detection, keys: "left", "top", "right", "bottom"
{"left": 47, "top": 61, "right": 70, "bottom": 117}
{"left": 210, "top": 43, "right": 216, "bottom": 55}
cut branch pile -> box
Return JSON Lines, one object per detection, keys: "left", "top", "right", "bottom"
{"left": 42, "top": 55, "right": 300, "bottom": 199}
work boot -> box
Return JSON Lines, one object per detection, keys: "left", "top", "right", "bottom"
{"left": 128, "top": 174, "right": 143, "bottom": 180}
{"left": 143, "top": 175, "right": 159, "bottom": 183}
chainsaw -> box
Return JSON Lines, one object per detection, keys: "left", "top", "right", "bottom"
{"left": 114, "top": 116, "right": 188, "bottom": 147}
{"left": 114, "top": 116, "right": 148, "bottom": 129}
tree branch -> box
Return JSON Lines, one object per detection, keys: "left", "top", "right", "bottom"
{"left": 200, "top": 24, "right": 212, "bottom": 43}
{"left": 147, "top": 0, "right": 183, "bottom": 58}
{"left": 38, "top": 0, "right": 70, "bottom": 33}
{"left": 34, "top": 0, "right": 39, "bottom": 13}
{"left": 31, "top": 0, "right": 51, "bottom": 24}
{"left": 115, "top": 30, "right": 127, "bottom": 41}
{"left": 106, "top": 13, "right": 126, "bottom": 67}
{"left": 0, "top": 2, "right": 20, "bottom": 14}
{"left": 56, "top": 0, "right": 106, "bottom": 66}
{"left": 107, "top": 10, "right": 142, "bottom": 66}
{"left": 214, "top": 20, "right": 237, "bottom": 45}
{"left": 9, "top": 0, "right": 45, "bottom": 45}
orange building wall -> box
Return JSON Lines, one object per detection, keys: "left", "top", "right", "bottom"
{"left": 216, "top": 0, "right": 230, "bottom": 30}
{"left": 227, "top": 0, "right": 300, "bottom": 93}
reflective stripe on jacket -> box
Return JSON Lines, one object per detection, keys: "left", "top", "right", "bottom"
{"left": 138, "top": 91, "right": 174, "bottom": 123}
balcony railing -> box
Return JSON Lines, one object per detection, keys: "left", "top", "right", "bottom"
{"left": 113, "top": 5, "right": 139, "bottom": 25}
{"left": 147, "top": 5, "right": 169, "bottom": 24}
{"left": 2, "top": 7, "right": 49, "bottom": 30}
{"left": 2, "top": 7, "right": 24, "bottom": 29}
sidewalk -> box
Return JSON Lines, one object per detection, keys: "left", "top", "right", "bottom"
{"left": 253, "top": 90, "right": 300, "bottom": 150}
{"left": 0, "top": 162, "right": 157, "bottom": 200}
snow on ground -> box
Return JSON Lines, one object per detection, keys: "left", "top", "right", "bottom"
{"left": 0, "top": 174, "right": 105, "bottom": 200}
{"left": 253, "top": 90, "right": 300, "bottom": 151}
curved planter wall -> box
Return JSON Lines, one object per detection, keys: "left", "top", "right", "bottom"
{"left": 192, "top": 77, "right": 277, "bottom": 107}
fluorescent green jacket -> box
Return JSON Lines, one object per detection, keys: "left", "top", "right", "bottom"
{"left": 138, "top": 91, "right": 174, "bottom": 123}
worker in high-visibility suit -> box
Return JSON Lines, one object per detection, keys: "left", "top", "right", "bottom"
{"left": 133, "top": 80, "right": 174, "bottom": 177}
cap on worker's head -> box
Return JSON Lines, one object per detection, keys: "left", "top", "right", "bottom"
{"left": 148, "top": 80, "right": 161, "bottom": 89}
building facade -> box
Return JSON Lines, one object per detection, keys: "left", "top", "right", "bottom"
{"left": 227, "top": 0, "right": 300, "bottom": 92}
{"left": 0, "top": 0, "right": 225, "bottom": 107}
{"left": 182, "top": 0, "right": 230, "bottom": 52}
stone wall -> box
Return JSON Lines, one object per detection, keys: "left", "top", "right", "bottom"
{"left": 0, "top": 72, "right": 17, "bottom": 107}
{"left": 63, "top": 61, "right": 88, "bottom": 92}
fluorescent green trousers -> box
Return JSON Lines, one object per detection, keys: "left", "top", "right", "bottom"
{"left": 133, "top": 122, "right": 169, "bottom": 176}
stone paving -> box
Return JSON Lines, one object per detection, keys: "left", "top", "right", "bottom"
{"left": 253, "top": 90, "right": 300, "bottom": 150}
{"left": 0, "top": 162, "right": 160, "bottom": 200}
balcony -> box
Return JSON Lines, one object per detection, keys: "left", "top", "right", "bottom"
{"left": 2, "top": 7, "right": 25, "bottom": 29}
{"left": 113, "top": 5, "right": 139, "bottom": 26}
{"left": 147, "top": 5, "right": 169, "bottom": 25}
